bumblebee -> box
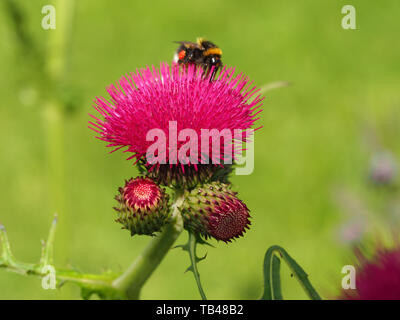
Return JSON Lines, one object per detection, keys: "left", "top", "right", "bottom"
{"left": 173, "top": 38, "right": 222, "bottom": 79}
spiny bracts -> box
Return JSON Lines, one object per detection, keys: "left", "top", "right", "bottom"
{"left": 180, "top": 182, "right": 251, "bottom": 242}
{"left": 114, "top": 177, "right": 170, "bottom": 236}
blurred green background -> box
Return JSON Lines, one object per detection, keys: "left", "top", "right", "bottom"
{"left": 1, "top": 0, "right": 399, "bottom": 299}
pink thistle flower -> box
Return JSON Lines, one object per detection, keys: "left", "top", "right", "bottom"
{"left": 340, "top": 246, "right": 400, "bottom": 300}
{"left": 89, "top": 63, "right": 263, "bottom": 185}
{"left": 122, "top": 177, "right": 162, "bottom": 210}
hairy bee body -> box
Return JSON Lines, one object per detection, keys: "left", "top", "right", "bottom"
{"left": 173, "top": 38, "right": 222, "bottom": 79}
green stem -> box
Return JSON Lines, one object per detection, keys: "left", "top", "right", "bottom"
{"left": 188, "top": 232, "right": 207, "bottom": 300}
{"left": 43, "top": 101, "right": 65, "bottom": 225}
{"left": 3, "top": 0, "right": 42, "bottom": 64}
{"left": 1, "top": 217, "right": 119, "bottom": 298}
{"left": 259, "top": 81, "right": 291, "bottom": 94}
{"left": 2, "top": 262, "right": 114, "bottom": 289}
{"left": 4, "top": 0, "right": 75, "bottom": 232}
{"left": 46, "top": 0, "right": 75, "bottom": 82}
{"left": 112, "top": 193, "right": 185, "bottom": 299}
{"left": 261, "top": 245, "right": 322, "bottom": 300}
{"left": 43, "top": 0, "right": 75, "bottom": 257}
{"left": 1, "top": 192, "right": 187, "bottom": 300}
{"left": 271, "top": 255, "right": 283, "bottom": 300}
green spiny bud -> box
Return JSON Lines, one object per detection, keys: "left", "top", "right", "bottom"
{"left": 114, "top": 177, "right": 170, "bottom": 236}
{"left": 180, "top": 182, "right": 251, "bottom": 242}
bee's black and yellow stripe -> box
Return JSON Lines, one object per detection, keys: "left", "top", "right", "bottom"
{"left": 174, "top": 38, "right": 223, "bottom": 80}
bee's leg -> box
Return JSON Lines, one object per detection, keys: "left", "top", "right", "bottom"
{"left": 198, "top": 63, "right": 209, "bottom": 79}
{"left": 209, "top": 67, "right": 218, "bottom": 82}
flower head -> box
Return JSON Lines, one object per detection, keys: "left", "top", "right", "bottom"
{"left": 89, "top": 63, "right": 263, "bottom": 186}
{"left": 114, "top": 177, "right": 170, "bottom": 236}
{"left": 340, "top": 245, "right": 400, "bottom": 300}
{"left": 181, "top": 182, "right": 251, "bottom": 242}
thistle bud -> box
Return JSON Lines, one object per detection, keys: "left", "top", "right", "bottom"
{"left": 114, "top": 177, "right": 170, "bottom": 236}
{"left": 180, "top": 182, "right": 251, "bottom": 242}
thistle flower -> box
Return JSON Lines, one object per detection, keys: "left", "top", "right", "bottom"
{"left": 340, "top": 246, "right": 400, "bottom": 300}
{"left": 89, "top": 63, "right": 263, "bottom": 187}
{"left": 180, "top": 182, "right": 251, "bottom": 242}
{"left": 114, "top": 177, "right": 170, "bottom": 236}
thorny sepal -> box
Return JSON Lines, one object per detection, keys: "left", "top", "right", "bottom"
{"left": 138, "top": 160, "right": 234, "bottom": 190}
{"left": 175, "top": 231, "right": 212, "bottom": 300}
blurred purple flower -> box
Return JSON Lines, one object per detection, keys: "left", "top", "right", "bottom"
{"left": 369, "top": 151, "right": 397, "bottom": 185}
{"left": 337, "top": 218, "right": 366, "bottom": 245}
{"left": 340, "top": 245, "right": 400, "bottom": 300}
